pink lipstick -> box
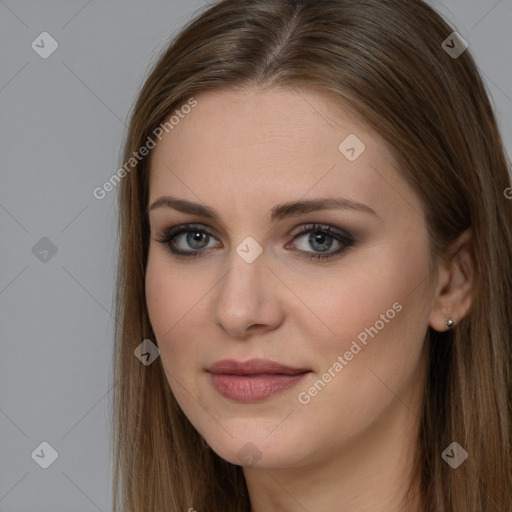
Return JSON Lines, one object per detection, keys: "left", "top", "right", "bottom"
{"left": 207, "top": 359, "right": 310, "bottom": 402}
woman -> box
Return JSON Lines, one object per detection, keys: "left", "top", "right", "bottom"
{"left": 112, "top": 0, "right": 512, "bottom": 510}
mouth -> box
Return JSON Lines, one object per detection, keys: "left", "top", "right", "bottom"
{"left": 206, "top": 359, "right": 311, "bottom": 402}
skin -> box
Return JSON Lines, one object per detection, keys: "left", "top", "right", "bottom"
{"left": 145, "top": 87, "right": 473, "bottom": 512}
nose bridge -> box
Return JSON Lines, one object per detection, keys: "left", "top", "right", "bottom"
{"left": 212, "top": 243, "right": 283, "bottom": 335}
{"left": 218, "top": 244, "right": 266, "bottom": 307}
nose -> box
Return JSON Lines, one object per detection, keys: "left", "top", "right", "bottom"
{"left": 212, "top": 248, "right": 285, "bottom": 339}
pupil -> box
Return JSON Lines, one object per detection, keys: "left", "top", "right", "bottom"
{"left": 187, "top": 231, "right": 208, "bottom": 249}
{"left": 310, "top": 232, "right": 332, "bottom": 252}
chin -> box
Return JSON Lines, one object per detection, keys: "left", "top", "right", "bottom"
{"left": 201, "top": 428, "right": 311, "bottom": 469}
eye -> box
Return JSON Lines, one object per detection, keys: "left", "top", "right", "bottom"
{"left": 286, "top": 223, "right": 354, "bottom": 260}
{"left": 155, "top": 223, "right": 221, "bottom": 258}
{"left": 155, "top": 222, "right": 354, "bottom": 261}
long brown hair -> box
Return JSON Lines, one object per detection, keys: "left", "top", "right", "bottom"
{"left": 112, "top": 0, "right": 512, "bottom": 510}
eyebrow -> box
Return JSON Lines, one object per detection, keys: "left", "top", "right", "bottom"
{"left": 148, "top": 195, "right": 378, "bottom": 222}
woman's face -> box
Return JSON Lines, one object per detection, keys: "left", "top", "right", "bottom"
{"left": 145, "top": 87, "right": 435, "bottom": 470}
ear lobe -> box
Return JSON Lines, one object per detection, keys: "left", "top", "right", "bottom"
{"left": 429, "top": 229, "right": 474, "bottom": 333}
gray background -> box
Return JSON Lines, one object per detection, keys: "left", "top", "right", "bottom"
{"left": 1, "top": 1, "right": 511, "bottom": 510}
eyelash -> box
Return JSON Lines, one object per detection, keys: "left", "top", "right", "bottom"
{"left": 154, "top": 222, "right": 354, "bottom": 261}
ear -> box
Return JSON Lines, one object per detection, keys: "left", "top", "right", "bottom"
{"left": 429, "top": 229, "right": 474, "bottom": 332}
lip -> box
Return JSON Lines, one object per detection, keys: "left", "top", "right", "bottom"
{"left": 207, "top": 359, "right": 311, "bottom": 402}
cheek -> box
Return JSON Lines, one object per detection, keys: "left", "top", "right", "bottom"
{"left": 145, "top": 252, "right": 213, "bottom": 376}
{"left": 145, "top": 251, "right": 205, "bottom": 336}
{"left": 145, "top": 256, "right": 189, "bottom": 357}
{"left": 290, "top": 248, "right": 431, "bottom": 449}
{"left": 145, "top": 258, "right": 176, "bottom": 338}
{"left": 301, "top": 236, "right": 432, "bottom": 377}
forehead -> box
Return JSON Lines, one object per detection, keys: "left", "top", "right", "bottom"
{"left": 148, "top": 87, "right": 420, "bottom": 221}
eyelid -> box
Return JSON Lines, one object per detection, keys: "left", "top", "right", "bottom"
{"left": 156, "top": 221, "right": 354, "bottom": 260}
{"left": 157, "top": 222, "right": 222, "bottom": 246}
{"left": 285, "top": 223, "right": 354, "bottom": 260}
{"left": 158, "top": 223, "right": 221, "bottom": 242}
{"left": 157, "top": 221, "right": 351, "bottom": 241}
{"left": 288, "top": 222, "right": 353, "bottom": 241}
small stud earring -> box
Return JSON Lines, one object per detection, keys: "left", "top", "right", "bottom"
{"left": 445, "top": 316, "right": 455, "bottom": 330}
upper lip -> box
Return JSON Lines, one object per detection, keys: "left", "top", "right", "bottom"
{"left": 207, "top": 358, "right": 309, "bottom": 376}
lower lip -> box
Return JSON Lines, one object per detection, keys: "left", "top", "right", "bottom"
{"left": 209, "top": 372, "right": 309, "bottom": 402}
